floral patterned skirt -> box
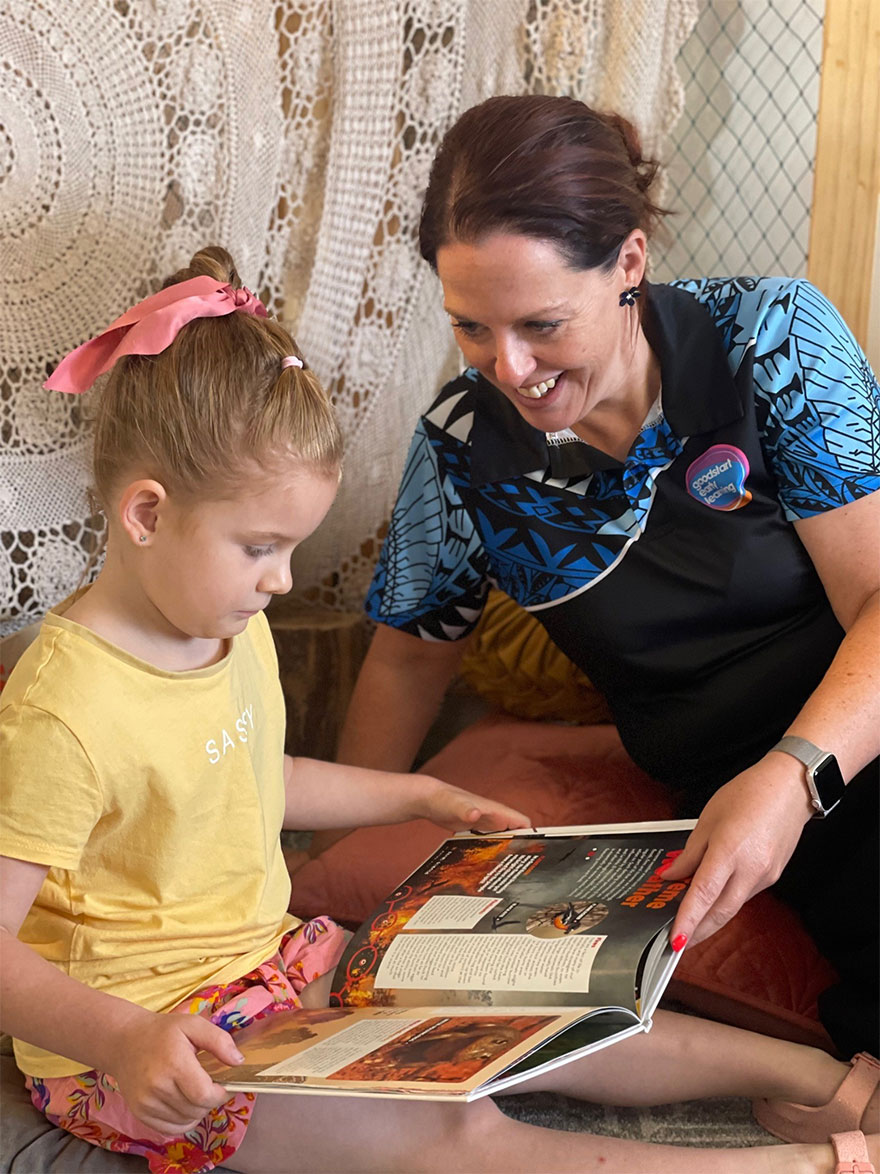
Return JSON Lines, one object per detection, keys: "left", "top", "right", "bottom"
{"left": 25, "top": 917, "right": 347, "bottom": 1174}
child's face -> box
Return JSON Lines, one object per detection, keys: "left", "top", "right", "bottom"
{"left": 145, "top": 463, "right": 338, "bottom": 641}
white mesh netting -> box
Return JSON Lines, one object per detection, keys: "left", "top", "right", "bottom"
{"left": 1, "top": 0, "right": 698, "bottom": 634}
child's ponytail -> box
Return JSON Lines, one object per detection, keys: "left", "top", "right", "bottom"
{"left": 70, "top": 245, "right": 343, "bottom": 509}
{"left": 249, "top": 341, "right": 343, "bottom": 482}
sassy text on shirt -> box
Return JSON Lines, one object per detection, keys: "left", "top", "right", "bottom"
{"left": 205, "top": 705, "right": 255, "bottom": 764}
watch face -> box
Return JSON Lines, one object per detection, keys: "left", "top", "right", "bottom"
{"left": 812, "top": 754, "right": 846, "bottom": 812}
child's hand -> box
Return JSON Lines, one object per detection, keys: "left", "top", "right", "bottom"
{"left": 108, "top": 1011, "right": 243, "bottom": 1137}
{"left": 420, "top": 778, "right": 532, "bottom": 834}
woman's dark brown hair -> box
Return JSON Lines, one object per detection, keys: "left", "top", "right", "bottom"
{"left": 419, "top": 94, "right": 668, "bottom": 276}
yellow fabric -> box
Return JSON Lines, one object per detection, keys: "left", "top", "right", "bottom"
{"left": 459, "top": 590, "right": 612, "bottom": 724}
{"left": 0, "top": 605, "right": 298, "bottom": 1077}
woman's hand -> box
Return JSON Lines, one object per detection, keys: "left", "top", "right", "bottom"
{"left": 418, "top": 777, "right": 532, "bottom": 835}
{"left": 661, "top": 753, "right": 814, "bottom": 948}
{"left": 107, "top": 1011, "right": 244, "bottom": 1137}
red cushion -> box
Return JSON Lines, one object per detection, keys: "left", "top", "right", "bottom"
{"left": 290, "top": 715, "right": 837, "bottom": 1050}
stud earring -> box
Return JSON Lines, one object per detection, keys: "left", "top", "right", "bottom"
{"left": 139, "top": 535, "right": 147, "bottom": 543}
{"left": 619, "top": 286, "right": 641, "bottom": 307}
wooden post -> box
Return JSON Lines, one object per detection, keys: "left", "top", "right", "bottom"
{"left": 271, "top": 610, "right": 372, "bottom": 760}
{"left": 807, "top": 0, "right": 880, "bottom": 358}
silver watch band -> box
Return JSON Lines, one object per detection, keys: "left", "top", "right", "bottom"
{"left": 773, "top": 734, "right": 827, "bottom": 771}
{"left": 771, "top": 735, "right": 839, "bottom": 816}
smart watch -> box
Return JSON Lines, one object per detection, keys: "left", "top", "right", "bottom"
{"left": 770, "top": 735, "right": 846, "bottom": 818}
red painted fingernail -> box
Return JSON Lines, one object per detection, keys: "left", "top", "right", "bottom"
{"left": 671, "top": 934, "right": 688, "bottom": 952}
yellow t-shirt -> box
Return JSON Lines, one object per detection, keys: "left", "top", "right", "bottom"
{"left": 0, "top": 605, "right": 299, "bottom": 1077}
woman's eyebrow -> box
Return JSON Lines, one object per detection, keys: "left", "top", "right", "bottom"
{"left": 443, "top": 302, "right": 570, "bottom": 319}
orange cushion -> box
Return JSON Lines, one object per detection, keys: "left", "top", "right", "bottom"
{"left": 290, "top": 715, "right": 837, "bottom": 1050}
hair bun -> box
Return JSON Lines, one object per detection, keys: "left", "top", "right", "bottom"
{"left": 161, "top": 244, "right": 240, "bottom": 290}
{"left": 605, "top": 112, "right": 659, "bottom": 197}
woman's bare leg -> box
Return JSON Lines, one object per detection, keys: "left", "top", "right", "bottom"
{"left": 230, "top": 1092, "right": 851, "bottom": 1174}
{"left": 514, "top": 1009, "right": 857, "bottom": 1109}
{"left": 509, "top": 1010, "right": 878, "bottom": 1137}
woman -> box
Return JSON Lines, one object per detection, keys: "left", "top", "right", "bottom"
{"left": 325, "top": 94, "right": 879, "bottom": 1060}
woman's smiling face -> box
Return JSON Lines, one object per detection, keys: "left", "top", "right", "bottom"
{"left": 436, "top": 231, "right": 648, "bottom": 436}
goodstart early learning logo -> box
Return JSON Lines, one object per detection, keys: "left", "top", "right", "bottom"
{"left": 686, "top": 444, "right": 752, "bottom": 511}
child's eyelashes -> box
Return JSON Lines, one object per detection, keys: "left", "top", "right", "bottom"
{"left": 243, "top": 544, "right": 275, "bottom": 559}
{"left": 451, "top": 320, "right": 483, "bottom": 338}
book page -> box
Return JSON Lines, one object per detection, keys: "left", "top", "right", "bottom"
{"left": 375, "top": 931, "right": 604, "bottom": 994}
{"left": 332, "top": 824, "right": 693, "bottom": 1015}
{"left": 260, "top": 1016, "right": 425, "bottom": 1078}
{"left": 403, "top": 894, "right": 501, "bottom": 930}
{"left": 198, "top": 1004, "right": 589, "bottom": 1098}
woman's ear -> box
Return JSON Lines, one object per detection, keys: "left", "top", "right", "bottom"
{"left": 616, "top": 229, "right": 648, "bottom": 288}
{"left": 117, "top": 480, "right": 168, "bottom": 547}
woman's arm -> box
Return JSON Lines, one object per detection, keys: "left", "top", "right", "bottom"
{"left": 0, "top": 855, "right": 244, "bottom": 1135}
{"left": 337, "top": 624, "right": 468, "bottom": 771}
{"left": 665, "top": 489, "right": 880, "bottom": 946}
{"left": 308, "top": 624, "right": 468, "bottom": 854}
{"left": 779, "top": 490, "right": 880, "bottom": 769}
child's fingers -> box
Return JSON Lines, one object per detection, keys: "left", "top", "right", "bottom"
{"left": 501, "top": 804, "right": 531, "bottom": 828}
{"left": 145, "top": 1095, "right": 208, "bottom": 1137}
{"left": 169, "top": 1018, "right": 242, "bottom": 1113}
{"left": 179, "top": 1013, "right": 244, "bottom": 1067}
{"left": 172, "top": 1080, "right": 231, "bottom": 1126}
{"left": 479, "top": 803, "right": 531, "bottom": 828}
{"left": 431, "top": 784, "right": 532, "bottom": 832}
{"left": 468, "top": 803, "right": 532, "bottom": 832}
{"left": 174, "top": 1068, "right": 232, "bottom": 1112}
{"left": 124, "top": 1084, "right": 212, "bottom": 1137}
{"left": 143, "top": 1065, "right": 227, "bottom": 1131}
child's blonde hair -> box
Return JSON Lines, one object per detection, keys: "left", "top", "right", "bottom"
{"left": 91, "top": 245, "right": 343, "bottom": 506}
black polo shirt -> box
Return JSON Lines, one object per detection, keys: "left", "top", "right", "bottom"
{"left": 366, "top": 278, "right": 880, "bottom": 795}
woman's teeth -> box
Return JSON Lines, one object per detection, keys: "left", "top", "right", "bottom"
{"left": 516, "top": 376, "right": 558, "bottom": 399}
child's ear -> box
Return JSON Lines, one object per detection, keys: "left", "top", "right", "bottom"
{"left": 118, "top": 479, "right": 168, "bottom": 547}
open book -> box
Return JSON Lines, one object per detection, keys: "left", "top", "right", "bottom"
{"left": 200, "top": 819, "right": 694, "bottom": 1100}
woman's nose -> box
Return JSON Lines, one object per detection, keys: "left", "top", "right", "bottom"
{"left": 259, "top": 558, "right": 293, "bottom": 595}
{"left": 492, "top": 334, "right": 534, "bottom": 389}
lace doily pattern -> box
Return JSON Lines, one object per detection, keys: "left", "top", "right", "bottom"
{"left": 1, "top": 0, "right": 697, "bottom": 633}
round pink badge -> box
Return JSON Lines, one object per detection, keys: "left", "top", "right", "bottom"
{"left": 685, "top": 444, "right": 752, "bottom": 511}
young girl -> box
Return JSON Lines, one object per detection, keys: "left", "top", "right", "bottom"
{"left": 1, "top": 247, "right": 876, "bottom": 1174}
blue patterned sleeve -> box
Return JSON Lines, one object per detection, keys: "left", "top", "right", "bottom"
{"left": 752, "top": 280, "right": 880, "bottom": 520}
{"left": 365, "top": 420, "right": 491, "bottom": 640}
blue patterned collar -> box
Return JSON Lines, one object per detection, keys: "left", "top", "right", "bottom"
{"left": 469, "top": 282, "right": 745, "bottom": 487}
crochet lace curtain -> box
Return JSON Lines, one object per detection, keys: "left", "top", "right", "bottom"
{"left": 1, "top": 0, "right": 698, "bottom": 634}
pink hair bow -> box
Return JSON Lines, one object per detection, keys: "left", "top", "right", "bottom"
{"left": 44, "top": 276, "right": 268, "bottom": 394}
